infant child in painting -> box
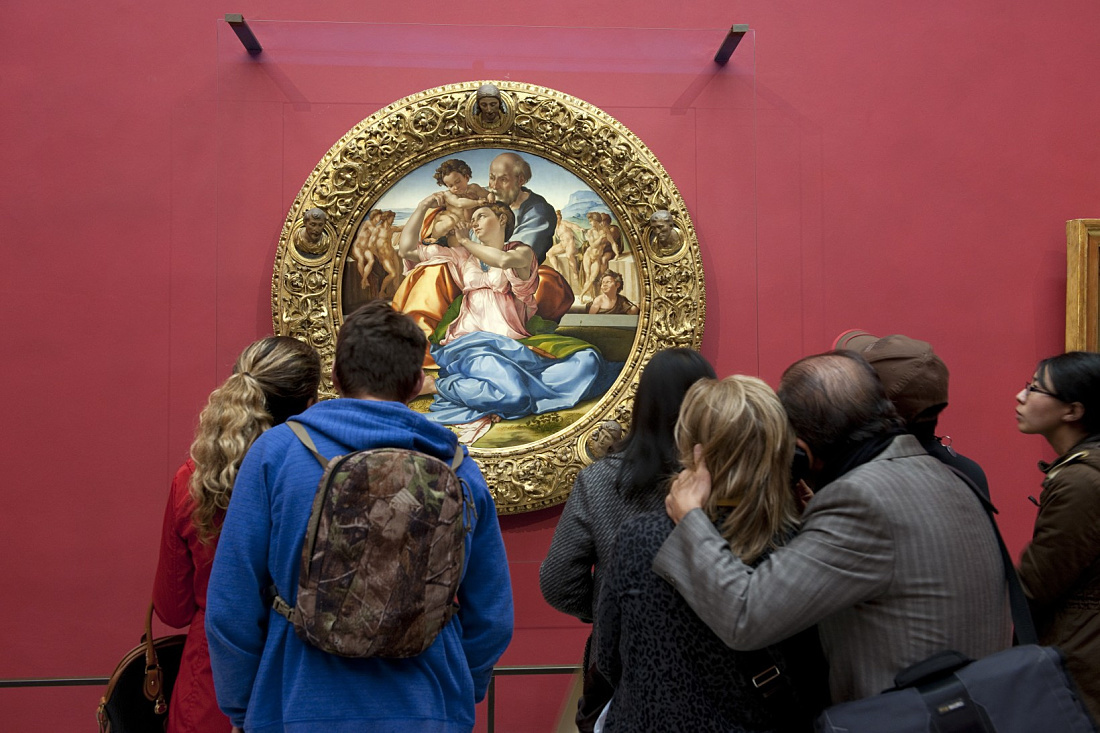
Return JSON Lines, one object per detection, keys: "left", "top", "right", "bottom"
{"left": 434, "top": 159, "right": 494, "bottom": 227}
{"left": 587, "top": 270, "right": 638, "bottom": 315}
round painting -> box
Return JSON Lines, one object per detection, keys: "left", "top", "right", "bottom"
{"left": 273, "top": 81, "right": 704, "bottom": 512}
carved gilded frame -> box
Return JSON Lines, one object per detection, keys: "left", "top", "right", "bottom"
{"left": 272, "top": 81, "right": 705, "bottom": 513}
{"left": 1066, "top": 219, "right": 1100, "bottom": 352}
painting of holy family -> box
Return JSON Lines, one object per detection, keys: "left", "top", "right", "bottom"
{"left": 274, "top": 81, "right": 704, "bottom": 512}
{"left": 340, "top": 148, "right": 642, "bottom": 448}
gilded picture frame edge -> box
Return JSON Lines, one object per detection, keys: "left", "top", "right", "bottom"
{"left": 272, "top": 80, "right": 706, "bottom": 514}
{"left": 1066, "top": 219, "right": 1100, "bottom": 353}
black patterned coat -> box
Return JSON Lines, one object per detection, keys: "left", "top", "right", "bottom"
{"left": 596, "top": 512, "right": 829, "bottom": 732}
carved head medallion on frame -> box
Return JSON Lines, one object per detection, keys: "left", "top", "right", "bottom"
{"left": 273, "top": 81, "right": 705, "bottom": 513}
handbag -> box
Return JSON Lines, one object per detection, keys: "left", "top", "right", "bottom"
{"left": 96, "top": 602, "right": 187, "bottom": 733}
{"left": 815, "top": 470, "right": 1098, "bottom": 733}
{"left": 816, "top": 645, "right": 1095, "bottom": 732}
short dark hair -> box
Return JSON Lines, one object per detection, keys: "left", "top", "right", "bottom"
{"left": 433, "top": 159, "right": 473, "bottom": 186}
{"left": 1038, "top": 351, "right": 1100, "bottom": 434}
{"left": 779, "top": 351, "right": 902, "bottom": 467}
{"left": 333, "top": 301, "right": 426, "bottom": 401}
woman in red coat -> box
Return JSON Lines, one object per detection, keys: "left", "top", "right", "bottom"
{"left": 153, "top": 336, "right": 320, "bottom": 733}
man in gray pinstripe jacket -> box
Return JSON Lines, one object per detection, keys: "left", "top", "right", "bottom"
{"left": 653, "top": 351, "right": 1012, "bottom": 703}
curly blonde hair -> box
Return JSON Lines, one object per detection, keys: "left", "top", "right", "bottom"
{"left": 188, "top": 336, "right": 321, "bottom": 544}
{"left": 675, "top": 375, "right": 800, "bottom": 563}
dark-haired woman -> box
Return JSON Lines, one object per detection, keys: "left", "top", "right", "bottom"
{"left": 153, "top": 337, "right": 320, "bottom": 733}
{"left": 1015, "top": 350, "right": 1100, "bottom": 721}
{"left": 539, "top": 347, "right": 716, "bottom": 731}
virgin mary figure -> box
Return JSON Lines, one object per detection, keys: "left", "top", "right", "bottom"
{"left": 397, "top": 193, "right": 619, "bottom": 443}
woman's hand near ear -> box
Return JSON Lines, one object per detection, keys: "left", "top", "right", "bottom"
{"left": 666, "top": 444, "right": 711, "bottom": 524}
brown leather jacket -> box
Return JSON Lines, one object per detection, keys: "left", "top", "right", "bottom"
{"left": 1018, "top": 437, "right": 1100, "bottom": 721}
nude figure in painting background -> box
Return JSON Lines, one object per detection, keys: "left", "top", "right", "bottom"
{"left": 546, "top": 210, "right": 584, "bottom": 294}
{"left": 398, "top": 195, "right": 616, "bottom": 444}
{"left": 351, "top": 210, "right": 404, "bottom": 298}
{"left": 604, "top": 213, "right": 623, "bottom": 256}
{"left": 351, "top": 210, "right": 382, "bottom": 289}
{"left": 580, "top": 212, "right": 621, "bottom": 302}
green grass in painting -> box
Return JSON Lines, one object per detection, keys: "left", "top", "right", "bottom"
{"left": 408, "top": 384, "right": 599, "bottom": 449}
{"left": 554, "top": 326, "right": 636, "bottom": 363}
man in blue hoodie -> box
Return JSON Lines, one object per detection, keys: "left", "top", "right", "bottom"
{"left": 206, "top": 301, "right": 514, "bottom": 733}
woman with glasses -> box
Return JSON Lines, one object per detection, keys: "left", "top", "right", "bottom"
{"left": 1015, "top": 351, "right": 1100, "bottom": 721}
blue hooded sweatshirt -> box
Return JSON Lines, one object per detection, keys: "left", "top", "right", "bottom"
{"left": 206, "top": 398, "right": 514, "bottom": 733}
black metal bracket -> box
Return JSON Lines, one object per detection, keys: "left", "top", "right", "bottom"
{"left": 226, "top": 14, "right": 263, "bottom": 55}
{"left": 714, "top": 24, "right": 749, "bottom": 65}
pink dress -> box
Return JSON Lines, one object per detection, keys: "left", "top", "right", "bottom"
{"left": 152, "top": 461, "right": 233, "bottom": 733}
{"left": 416, "top": 241, "right": 538, "bottom": 343}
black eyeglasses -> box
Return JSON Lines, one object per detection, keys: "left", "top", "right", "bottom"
{"left": 1023, "top": 381, "right": 1063, "bottom": 401}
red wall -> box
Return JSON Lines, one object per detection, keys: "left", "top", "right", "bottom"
{"left": 3, "top": 1, "right": 1099, "bottom": 730}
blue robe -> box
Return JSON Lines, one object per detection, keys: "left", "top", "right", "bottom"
{"left": 427, "top": 331, "right": 619, "bottom": 424}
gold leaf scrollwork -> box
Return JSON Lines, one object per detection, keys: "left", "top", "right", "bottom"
{"left": 272, "top": 81, "right": 705, "bottom": 513}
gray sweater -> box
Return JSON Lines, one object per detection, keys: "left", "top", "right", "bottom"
{"left": 539, "top": 454, "right": 667, "bottom": 623}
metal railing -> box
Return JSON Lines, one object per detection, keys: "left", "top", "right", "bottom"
{"left": 0, "top": 677, "right": 108, "bottom": 688}
{"left": 487, "top": 665, "right": 581, "bottom": 732}
{"left": 0, "top": 664, "right": 584, "bottom": 732}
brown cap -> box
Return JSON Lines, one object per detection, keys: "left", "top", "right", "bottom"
{"left": 833, "top": 329, "right": 949, "bottom": 424}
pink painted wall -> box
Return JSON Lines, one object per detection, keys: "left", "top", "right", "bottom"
{"left": 3, "top": 1, "right": 1099, "bottom": 730}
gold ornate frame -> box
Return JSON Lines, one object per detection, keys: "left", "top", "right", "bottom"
{"left": 1066, "top": 219, "right": 1100, "bottom": 352}
{"left": 272, "top": 81, "right": 705, "bottom": 513}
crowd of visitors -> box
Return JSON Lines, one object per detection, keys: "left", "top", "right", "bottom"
{"left": 152, "top": 312, "right": 1100, "bottom": 732}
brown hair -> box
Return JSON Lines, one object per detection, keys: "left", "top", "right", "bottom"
{"left": 333, "top": 300, "right": 426, "bottom": 401}
{"left": 601, "top": 270, "right": 624, "bottom": 290}
{"left": 433, "top": 159, "right": 473, "bottom": 186}
{"left": 675, "top": 376, "right": 799, "bottom": 563}
{"left": 189, "top": 337, "right": 321, "bottom": 544}
{"left": 473, "top": 202, "right": 516, "bottom": 241}
{"left": 778, "top": 352, "right": 900, "bottom": 468}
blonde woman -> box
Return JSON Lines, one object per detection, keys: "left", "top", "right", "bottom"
{"left": 595, "top": 376, "right": 828, "bottom": 732}
{"left": 153, "top": 337, "right": 320, "bottom": 733}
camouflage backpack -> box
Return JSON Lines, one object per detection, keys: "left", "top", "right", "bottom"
{"left": 267, "top": 421, "right": 473, "bottom": 658}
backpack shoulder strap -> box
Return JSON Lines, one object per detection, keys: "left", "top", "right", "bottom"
{"left": 447, "top": 443, "right": 478, "bottom": 530}
{"left": 286, "top": 420, "right": 329, "bottom": 469}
